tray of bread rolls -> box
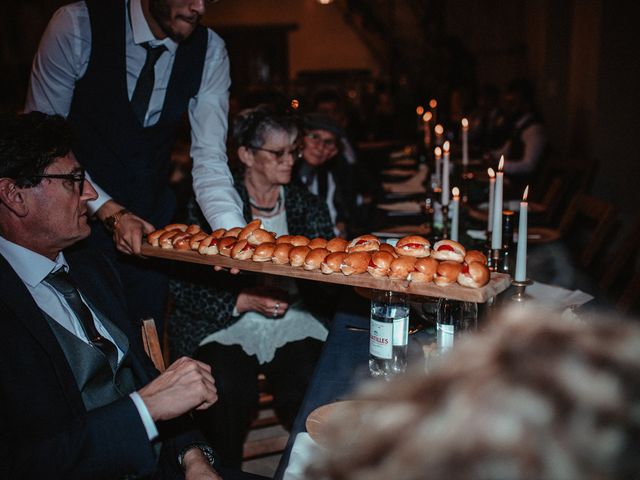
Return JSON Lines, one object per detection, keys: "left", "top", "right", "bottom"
{"left": 141, "top": 221, "right": 512, "bottom": 303}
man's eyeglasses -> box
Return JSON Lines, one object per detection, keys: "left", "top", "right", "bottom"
{"left": 18, "top": 169, "right": 86, "bottom": 196}
{"left": 249, "top": 145, "right": 302, "bottom": 164}
{"left": 305, "top": 132, "right": 338, "bottom": 149}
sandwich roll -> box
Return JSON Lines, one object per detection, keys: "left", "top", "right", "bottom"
{"left": 340, "top": 252, "right": 371, "bottom": 275}
{"left": 408, "top": 257, "right": 439, "bottom": 283}
{"left": 367, "top": 251, "right": 395, "bottom": 278}
{"left": 347, "top": 234, "right": 380, "bottom": 253}
{"left": 159, "top": 230, "right": 180, "bottom": 249}
{"left": 321, "top": 252, "right": 347, "bottom": 274}
{"left": 189, "top": 232, "right": 208, "bottom": 250}
{"left": 198, "top": 235, "right": 218, "bottom": 255}
{"left": 186, "top": 224, "right": 202, "bottom": 235}
{"left": 457, "top": 261, "right": 490, "bottom": 288}
{"left": 272, "top": 243, "right": 293, "bottom": 264}
{"left": 247, "top": 228, "right": 276, "bottom": 246}
{"left": 289, "top": 246, "right": 311, "bottom": 267}
{"left": 172, "top": 232, "right": 192, "bottom": 250}
{"left": 395, "top": 235, "right": 431, "bottom": 258}
{"left": 379, "top": 243, "right": 399, "bottom": 257}
{"left": 326, "top": 237, "right": 349, "bottom": 252}
{"left": 164, "top": 223, "right": 188, "bottom": 232}
{"left": 304, "top": 248, "right": 330, "bottom": 271}
{"left": 388, "top": 256, "right": 417, "bottom": 280}
{"left": 308, "top": 238, "right": 328, "bottom": 249}
{"left": 289, "top": 235, "right": 311, "bottom": 247}
{"left": 211, "top": 228, "right": 227, "bottom": 239}
{"left": 432, "top": 239, "right": 466, "bottom": 263}
{"left": 217, "top": 236, "right": 237, "bottom": 257}
{"left": 276, "top": 235, "right": 294, "bottom": 244}
{"left": 147, "top": 228, "right": 166, "bottom": 247}
{"left": 238, "top": 219, "right": 262, "bottom": 240}
{"left": 434, "top": 261, "right": 463, "bottom": 286}
{"left": 231, "top": 239, "right": 255, "bottom": 260}
{"left": 225, "top": 227, "right": 243, "bottom": 238}
{"left": 464, "top": 250, "right": 488, "bottom": 265}
{"left": 252, "top": 242, "right": 276, "bottom": 262}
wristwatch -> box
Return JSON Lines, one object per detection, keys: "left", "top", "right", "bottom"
{"left": 103, "top": 208, "right": 131, "bottom": 233}
{"left": 177, "top": 443, "right": 217, "bottom": 469}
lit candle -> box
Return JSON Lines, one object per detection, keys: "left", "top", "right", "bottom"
{"left": 461, "top": 117, "right": 469, "bottom": 167}
{"left": 434, "top": 124, "right": 444, "bottom": 147}
{"left": 451, "top": 187, "right": 460, "bottom": 241}
{"left": 515, "top": 186, "right": 529, "bottom": 281}
{"left": 442, "top": 141, "right": 450, "bottom": 206}
{"left": 434, "top": 146, "right": 442, "bottom": 187}
{"left": 487, "top": 168, "right": 495, "bottom": 233}
{"left": 416, "top": 105, "right": 424, "bottom": 131}
{"left": 423, "top": 111, "right": 432, "bottom": 148}
{"left": 491, "top": 156, "right": 504, "bottom": 249}
{"left": 429, "top": 98, "right": 438, "bottom": 125}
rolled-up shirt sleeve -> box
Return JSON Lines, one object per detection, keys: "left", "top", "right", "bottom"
{"left": 189, "top": 31, "right": 245, "bottom": 230}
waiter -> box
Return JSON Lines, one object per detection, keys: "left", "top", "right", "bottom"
{"left": 25, "top": 0, "right": 246, "bottom": 331}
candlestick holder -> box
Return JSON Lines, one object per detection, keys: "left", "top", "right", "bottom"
{"left": 511, "top": 279, "right": 533, "bottom": 303}
{"left": 487, "top": 248, "right": 501, "bottom": 272}
{"left": 441, "top": 203, "right": 449, "bottom": 239}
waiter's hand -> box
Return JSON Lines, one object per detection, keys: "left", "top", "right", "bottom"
{"left": 96, "top": 200, "right": 154, "bottom": 255}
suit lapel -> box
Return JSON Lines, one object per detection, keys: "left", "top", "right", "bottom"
{"left": 0, "top": 255, "right": 86, "bottom": 415}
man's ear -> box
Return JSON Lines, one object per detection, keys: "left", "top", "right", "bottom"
{"left": 237, "top": 146, "right": 254, "bottom": 168}
{"left": 0, "top": 178, "right": 29, "bottom": 217}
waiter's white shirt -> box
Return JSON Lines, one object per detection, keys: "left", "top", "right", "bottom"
{"left": 25, "top": 0, "right": 244, "bottom": 229}
{"left": 0, "top": 236, "right": 158, "bottom": 440}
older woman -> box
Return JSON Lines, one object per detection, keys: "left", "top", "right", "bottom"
{"left": 168, "top": 105, "right": 336, "bottom": 468}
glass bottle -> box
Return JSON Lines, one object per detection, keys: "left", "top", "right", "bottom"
{"left": 501, "top": 210, "right": 515, "bottom": 275}
{"left": 369, "top": 291, "right": 409, "bottom": 379}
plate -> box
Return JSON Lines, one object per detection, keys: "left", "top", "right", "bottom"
{"left": 374, "top": 224, "right": 431, "bottom": 236}
{"left": 377, "top": 201, "right": 422, "bottom": 213}
{"left": 306, "top": 401, "right": 371, "bottom": 447}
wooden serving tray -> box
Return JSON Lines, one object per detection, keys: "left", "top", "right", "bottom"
{"left": 141, "top": 244, "right": 511, "bottom": 303}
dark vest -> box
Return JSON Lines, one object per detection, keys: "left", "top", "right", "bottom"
{"left": 68, "top": 0, "right": 208, "bottom": 227}
{"left": 506, "top": 113, "right": 543, "bottom": 162}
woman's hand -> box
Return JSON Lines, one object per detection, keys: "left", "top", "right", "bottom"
{"left": 236, "top": 286, "right": 290, "bottom": 318}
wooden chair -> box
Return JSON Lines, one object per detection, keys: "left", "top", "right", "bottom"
{"left": 140, "top": 317, "right": 166, "bottom": 372}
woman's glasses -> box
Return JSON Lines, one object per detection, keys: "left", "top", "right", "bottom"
{"left": 305, "top": 132, "right": 338, "bottom": 149}
{"left": 249, "top": 145, "right": 302, "bottom": 164}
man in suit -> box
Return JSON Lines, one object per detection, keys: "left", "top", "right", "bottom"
{"left": 0, "top": 111, "right": 228, "bottom": 479}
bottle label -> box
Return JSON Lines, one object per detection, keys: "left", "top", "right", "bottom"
{"left": 437, "top": 322, "right": 455, "bottom": 352}
{"left": 370, "top": 319, "right": 393, "bottom": 359}
{"left": 393, "top": 315, "right": 409, "bottom": 346}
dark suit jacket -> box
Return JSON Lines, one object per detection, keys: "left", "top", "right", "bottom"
{"left": 0, "top": 244, "right": 201, "bottom": 479}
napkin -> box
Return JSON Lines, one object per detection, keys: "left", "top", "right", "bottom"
{"left": 282, "top": 432, "right": 322, "bottom": 480}
{"left": 383, "top": 164, "right": 427, "bottom": 194}
{"left": 526, "top": 281, "right": 594, "bottom": 309}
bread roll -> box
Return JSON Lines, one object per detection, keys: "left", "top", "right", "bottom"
{"left": 164, "top": 223, "right": 188, "bottom": 232}
{"left": 172, "top": 232, "right": 192, "bottom": 251}
{"left": 379, "top": 243, "right": 399, "bottom": 257}
{"left": 304, "top": 248, "right": 330, "bottom": 271}
{"left": 395, "top": 235, "right": 431, "bottom": 258}
{"left": 431, "top": 239, "right": 466, "bottom": 263}
{"left": 408, "top": 257, "right": 439, "bottom": 283}
{"left": 457, "top": 261, "right": 490, "bottom": 288}
{"left": 464, "top": 250, "right": 487, "bottom": 265}
{"left": 367, "top": 251, "right": 395, "bottom": 278}
{"left": 272, "top": 243, "right": 293, "bottom": 264}
{"left": 276, "top": 235, "right": 294, "bottom": 245}
{"left": 189, "top": 231, "right": 208, "bottom": 250}
{"left": 247, "top": 228, "right": 276, "bottom": 246}
{"left": 347, "top": 234, "right": 380, "bottom": 253}
{"left": 308, "top": 238, "right": 328, "bottom": 249}
{"left": 289, "top": 245, "right": 311, "bottom": 267}
{"left": 186, "top": 224, "right": 201, "bottom": 235}
{"left": 252, "top": 242, "right": 276, "bottom": 262}
{"left": 289, "top": 235, "right": 311, "bottom": 247}
{"left": 225, "top": 227, "right": 243, "bottom": 238}
{"left": 217, "top": 236, "right": 237, "bottom": 257}
{"left": 321, "top": 252, "right": 347, "bottom": 274}
{"left": 198, "top": 235, "right": 218, "bottom": 255}
{"left": 434, "top": 260, "right": 463, "bottom": 286}
{"left": 147, "top": 228, "right": 166, "bottom": 247}
{"left": 159, "top": 230, "right": 179, "bottom": 249}
{"left": 238, "top": 219, "right": 262, "bottom": 240}
{"left": 231, "top": 239, "right": 255, "bottom": 260}
{"left": 326, "top": 237, "right": 349, "bottom": 252}
{"left": 388, "top": 256, "right": 417, "bottom": 280}
{"left": 340, "top": 251, "right": 371, "bottom": 275}
{"left": 211, "top": 228, "right": 227, "bottom": 239}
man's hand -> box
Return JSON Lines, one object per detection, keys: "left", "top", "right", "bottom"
{"left": 183, "top": 448, "right": 222, "bottom": 480}
{"left": 96, "top": 200, "right": 154, "bottom": 255}
{"left": 236, "top": 286, "right": 290, "bottom": 318}
{"left": 138, "top": 357, "right": 217, "bottom": 422}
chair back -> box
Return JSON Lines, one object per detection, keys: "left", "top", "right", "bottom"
{"left": 140, "top": 317, "right": 166, "bottom": 372}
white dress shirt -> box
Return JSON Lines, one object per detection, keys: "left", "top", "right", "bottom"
{"left": 0, "top": 236, "right": 158, "bottom": 440}
{"left": 25, "top": 0, "right": 244, "bottom": 229}
{"left": 494, "top": 113, "right": 548, "bottom": 176}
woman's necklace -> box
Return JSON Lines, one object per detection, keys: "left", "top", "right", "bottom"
{"left": 249, "top": 188, "right": 283, "bottom": 216}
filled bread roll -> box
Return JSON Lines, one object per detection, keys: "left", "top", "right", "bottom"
{"left": 147, "top": 228, "right": 166, "bottom": 247}
{"left": 289, "top": 245, "right": 311, "bottom": 267}
{"left": 276, "top": 235, "right": 294, "bottom": 244}
{"left": 388, "top": 256, "right": 417, "bottom": 280}
{"left": 379, "top": 243, "right": 399, "bottom": 257}
{"left": 172, "top": 232, "right": 192, "bottom": 250}
{"left": 340, "top": 252, "right": 371, "bottom": 275}
{"left": 217, "top": 236, "right": 237, "bottom": 257}
{"left": 431, "top": 239, "right": 466, "bottom": 263}
{"left": 247, "top": 228, "right": 276, "bottom": 246}
{"left": 367, "top": 251, "right": 395, "bottom": 278}
{"left": 289, "top": 235, "right": 311, "bottom": 247}
{"left": 304, "top": 248, "right": 330, "bottom": 271}
{"left": 457, "top": 261, "right": 490, "bottom": 288}
{"left": 225, "top": 227, "right": 243, "bottom": 238}
{"left": 238, "top": 219, "right": 262, "bottom": 240}
{"left": 164, "top": 223, "right": 188, "bottom": 232}
{"left": 231, "top": 239, "right": 255, "bottom": 260}
{"left": 347, "top": 234, "right": 380, "bottom": 253}
{"left": 159, "top": 230, "right": 180, "bottom": 249}
{"left": 408, "top": 257, "right": 439, "bottom": 283}
{"left": 272, "top": 243, "right": 293, "bottom": 264}
{"left": 434, "top": 260, "right": 463, "bottom": 286}
{"left": 252, "top": 242, "right": 276, "bottom": 262}
{"left": 198, "top": 235, "right": 218, "bottom": 255}
{"left": 211, "top": 228, "right": 227, "bottom": 239}
{"left": 308, "top": 238, "right": 328, "bottom": 249}
{"left": 321, "top": 252, "right": 347, "bottom": 274}
{"left": 464, "top": 250, "right": 488, "bottom": 265}
{"left": 186, "top": 224, "right": 202, "bottom": 235}
{"left": 189, "top": 232, "right": 208, "bottom": 250}
{"left": 326, "top": 237, "right": 349, "bottom": 253}
{"left": 394, "top": 235, "right": 431, "bottom": 258}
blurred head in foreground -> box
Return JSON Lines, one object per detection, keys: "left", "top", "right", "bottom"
{"left": 307, "top": 309, "right": 640, "bottom": 480}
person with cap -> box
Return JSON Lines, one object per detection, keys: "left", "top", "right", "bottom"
{"left": 297, "top": 113, "right": 357, "bottom": 238}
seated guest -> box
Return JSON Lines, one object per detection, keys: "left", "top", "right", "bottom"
{"left": 307, "top": 308, "right": 640, "bottom": 480}
{"left": 0, "top": 112, "right": 230, "bottom": 479}
{"left": 169, "top": 105, "right": 336, "bottom": 468}
{"left": 492, "top": 78, "right": 548, "bottom": 189}
{"left": 296, "top": 113, "right": 357, "bottom": 237}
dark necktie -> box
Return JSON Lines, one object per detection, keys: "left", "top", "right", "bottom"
{"left": 45, "top": 269, "right": 119, "bottom": 372}
{"left": 130, "top": 42, "right": 166, "bottom": 124}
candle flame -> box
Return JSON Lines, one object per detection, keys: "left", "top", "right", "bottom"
{"left": 488, "top": 167, "right": 495, "bottom": 178}
{"left": 434, "top": 146, "right": 442, "bottom": 157}
{"left": 429, "top": 99, "right": 437, "bottom": 109}
{"left": 443, "top": 140, "right": 450, "bottom": 152}
{"left": 498, "top": 155, "right": 504, "bottom": 171}
{"left": 416, "top": 106, "right": 424, "bottom": 115}
{"left": 423, "top": 111, "right": 432, "bottom": 122}
{"left": 523, "top": 185, "right": 529, "bottom": 201}
{"left": 434, "top": 124, "right": 444, "bottom": 135}
{"left": 461, "top": 118, "right": 469, "bottom": 128}
{"left": 290, "top": 99, "right": 299, "bottom": 109}
{"left": 452, "top": 187, "right": 460, "bottom": 197}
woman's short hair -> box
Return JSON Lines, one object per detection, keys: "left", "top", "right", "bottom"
{"left": 232, "top": 104, "right": 299, "bottom": 149}
{"left": 307, "top": 308, "right": 640, "bottom": 480}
